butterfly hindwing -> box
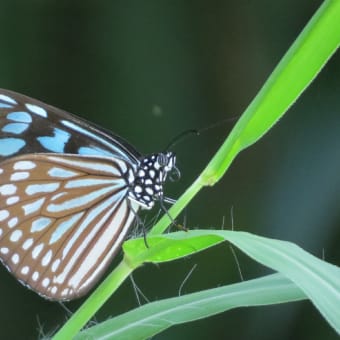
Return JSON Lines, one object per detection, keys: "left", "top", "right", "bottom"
{"left": 0, "top": 153, "right": 139, "bottom": 300}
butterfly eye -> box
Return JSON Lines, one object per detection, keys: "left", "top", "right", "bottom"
{"left": 156, "top": 153, "right": 168, "bottom": 167}
{"left": 0, "top": 89, "right": 178, "bottom": 300}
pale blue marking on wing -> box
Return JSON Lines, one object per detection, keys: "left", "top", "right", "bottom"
{"left": 26, "top": 182, "right": 60, "bottom": 196}
{"left": 37, "top": 128, "right": 71, "bottom": 153}
{"left": 31, "top": 217, "right": 52, "bottom": 232}
{"left": 2, "top": 123, "right": 29, "bottom": 134}
{"left": 0, "top": 103, "right": 13, "bottom": 109}
{"left": 78, "top": 146, "right": 115, "bottom": 157}
{"left": 48, "top": 167, "right": 78, "bottom": 178}
{"left": 22, "top": 197, "right": 45, "bottom": 215}
{"left": 49, "top": 212, "right": 84, "bottom": 245}
{"left": 65, "top": 178, "right": 119, "bottom": 189}
{"left": 61, "top": 119, "right": 131, "bottom": 160}
{"left": 46, "top": 185, "right": 119, "bottom": 213}
{"left": 0, "top": 138, "right": 25, "bottom": 156}
{"left": 7, "top": 111, "right": 32, "bottom": 123}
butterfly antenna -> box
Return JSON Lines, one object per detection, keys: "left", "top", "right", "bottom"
{"left": 164, "top": 115, "right": 239, "bottom": 151}
{"left": 164, "top": 129, "right": 200, "bottom": 151}
{"left": 197, "top": 115, "right": 239, "bottom": 134}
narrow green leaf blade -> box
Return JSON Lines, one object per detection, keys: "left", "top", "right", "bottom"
{"left": 75, "top": 274, "right": 305, "bottom": 340}
{"left": 124, "top": 230, "right": 340, "bottom": 333}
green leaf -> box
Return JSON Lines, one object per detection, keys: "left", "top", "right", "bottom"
{"left": 123, "top": 232, "right": 224, "bottom": 266}
{"left": 124, "top": 230, "right": 340, "bottom": 333}
{"left": 75, "top": 273, "right": 306, "bottom": 340}
{"left": 76, "top": 230, "right": 339, "bottom": 339}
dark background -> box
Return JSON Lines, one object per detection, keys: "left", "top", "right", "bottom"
{"left": 0, "top": 1, "right": 339, "bottom": 339}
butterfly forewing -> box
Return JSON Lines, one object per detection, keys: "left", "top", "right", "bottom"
{"left": 0, "top": 153, "right": 139, "bottom": 300}
{"left": 0, "top": 89, "right": 140, "bottom": 162}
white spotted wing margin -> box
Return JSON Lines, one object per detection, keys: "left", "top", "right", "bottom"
{"left": 0, "top": 153, "right": 140, "bottom": 300}
{"left": 0, "top": 88, "right": 141, "bottom": 163}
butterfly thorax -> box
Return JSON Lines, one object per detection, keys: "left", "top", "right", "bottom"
{"left": 128, "top": 152, "right": 176, "bottom": 209}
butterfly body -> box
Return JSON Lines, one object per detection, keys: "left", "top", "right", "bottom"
{"left": 0, "top": 89, "right": 176, "bottom": 300}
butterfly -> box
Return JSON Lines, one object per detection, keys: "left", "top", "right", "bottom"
{"left": 0, "top": 89, "right": 177, "bottom": 300}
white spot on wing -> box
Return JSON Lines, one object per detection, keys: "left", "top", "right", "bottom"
{"left": 11, "top": 253, "right": 20, "bottom": 264}
{"left": 25, "top": 103, "right": 47, "bottom": 117}
{"left": 41, "top": 249, "right": 53, "bottom": 266}
{"left": 21, "top": 266, "right": 30, "bottom": 275}
{"left": 8, "top": 217, "right": 18, "bottom": 228}
{"left": 10, "top": 230, "right": 22, "bottom": 242}
{"left": 0, "top": 247, "right": 9, "bottom": 254}
{"left": 61, "top": 288, "right": 70, "bottom": 296}
{"left": 0, "top": 210, "right": 9, "bottom": 221}
{"left": 51, "top": 258, "right": 61, "bottom": 273}
{"left": 6, "top": 196, "right": 20, "bottom": 205}
{"left": 32, "top": 243, "right": 44, "bottom": 259}
{"left": 14, "top": 160, "right": 36, "bottom": 170}
{"left": 0, "top": 94, "right": 17, "bottom": 104}
{"left": 11, "top": 171, "right": 29, "bottom": 181}
{"left": 42, "top": 278, "right": 50, "bottom": 288}
{"left": 51, "top": 286, "right": 58, "bottom": 294}
{"left": 32, "top": 271, "right": 39, "bottom": 281}
{"left": 22, "top": 238, "right": 34, "bottom": 250}
{"left": 0, "top": 184, "right": 17, "bottom": 195}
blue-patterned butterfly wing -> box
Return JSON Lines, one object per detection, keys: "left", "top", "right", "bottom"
{"left": 0, "top": 89, "right": 177, "bottom": 300}
{"left": 0, "top": 89, "right": 140, "bottom": 162}
{"left": 0, "top": 153, "right": 139, "bottom": 300}
{"left": 0, "top": 89, "right": 142, "bottom": 300}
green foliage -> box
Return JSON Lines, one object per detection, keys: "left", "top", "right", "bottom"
{"left": 75, "top": 274, "right": 306, "bottom": 340}
{"left": 53, "top": 1, "right": 340, "bottom": 339}
{"left": 76, "top": 230, "right": 339, "bottom": 339}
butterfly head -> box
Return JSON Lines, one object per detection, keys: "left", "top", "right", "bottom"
{"left": 129, "top": 152, "right": 177, "bottom": 209}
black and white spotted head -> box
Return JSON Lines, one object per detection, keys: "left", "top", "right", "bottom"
{"left": 128, "top": 151, "right": 177, "bottom": 209}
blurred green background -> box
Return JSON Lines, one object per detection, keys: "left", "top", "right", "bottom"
{"left": 0, "top": 1, "right": 339, "bottom": 339}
